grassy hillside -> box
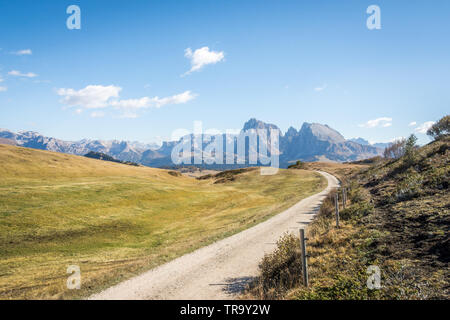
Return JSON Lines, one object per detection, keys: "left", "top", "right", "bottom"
{"left": 245, "top": 137, "right": 449, "bottom": 299}
{"left": 0, "top": 144, "right": 326, "bottom": 299}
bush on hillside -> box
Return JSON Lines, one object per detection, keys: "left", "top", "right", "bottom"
{"left": 425, "top": 167, "right": 449, "bottom": 190}
{"left": 427, "top": 115, "right": 450, "bottom": 140}
{"left": 395, "top": 169, "right": 423, "bottom": 201}
{"left": 348, "top": 185, "right": 370, "bottom": 204}
{"left": 340, "top": 201, "right": 374, "bottom": 220}
{"left": 167, "top": 170, "right": 182, "bottom": 177}
{"left": 257, "top": 234, "right": 303, "bottom": 298}
{"left": 288, "top": 160, "right": 305, "bottom": 169}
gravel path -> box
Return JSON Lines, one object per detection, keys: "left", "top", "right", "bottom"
{"left": 89, "top": 171, "right": 339, "bottom": 300}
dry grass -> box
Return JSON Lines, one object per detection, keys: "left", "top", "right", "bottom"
{"left": 243, "top": 190, "right": 372, "bottom": 300}
{"left": 181, "top": 169, "right": 219, "bottom": 178}
{"left": 244, "top": 138, "right": 449, "bottom": 300}
{"left": 301, "top": 162, "right": 368, "bottom": 185}
{"left": 285, "top": 190, "right": 378, "bottom": 300}
{"left": 0, "top": 144, "right": 327, "bottom": 299}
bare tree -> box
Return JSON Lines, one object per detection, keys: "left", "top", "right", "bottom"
{"left": 384, "top": 138, "right": 406, "bottom": 159}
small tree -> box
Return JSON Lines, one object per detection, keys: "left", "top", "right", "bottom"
{"left": 383, "top": 138, "right": 406, "bottom": 159}
{"left": 427, "top": 115, "right": 450, "bottom": 140}
{"left": 404, "top": 134, "right": 418, "bottom": 165}
{"left": 288, "top": 160, "right": 304, "bottom": 169}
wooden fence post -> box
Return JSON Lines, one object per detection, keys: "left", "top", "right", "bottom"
{"left": 299, "top": 229, "right": 309, "bottom": 287}
{"left": 342, "top": 188, "right": 346, "bottom": 210}
{"left": 335, "top": 193, "right": 340, "bottom": 228}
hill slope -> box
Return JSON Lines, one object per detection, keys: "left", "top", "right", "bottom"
{"left": 245, "top": 137, "right": 449, "bottom": 300}
{"left": 0, "top": 144, "right": 326, "bottom": 299}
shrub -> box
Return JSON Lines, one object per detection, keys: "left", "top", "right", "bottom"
{"left": 288, "top": 160, "right": 304, "bottom": 169}
{"left": 294, "top": 271, "right": 376, "bottom": 300}
{"left": 395, "top": 170, "right": 423, "bottom": 201}
{"left": 427, "top": 115, "right": 449, "bottom": 140}
{"left": 425, "top": 167, "right": 449, "bottom": 190}
{"left": 340, "top": 201, "right": 374, "bottom": 220}
{"left": 257, "top": 233, "right": 303, "bottom": 298}
{"left": 348, "top": 186, "right": 370, "bottom": 203}
{"left": 167, "top": 170, "right": 181, "bottom": 177}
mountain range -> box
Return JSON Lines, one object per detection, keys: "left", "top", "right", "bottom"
{"left": 0, "top": 119, "right": 385, "bottom": 168}
{"left": 348, "top": 137, "right": 390, "bottom": 150}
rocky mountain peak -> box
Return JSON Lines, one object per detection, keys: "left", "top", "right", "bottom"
{"left": 242, "top": 118, "right": 279, "bottom": 132}
{"left": 285, "top": 126, "right": 298, "bottom": 137}
{"left": 349, "top": 137, "right": 370, "bottom": 145}
{"left": 300, "top": 122, "right": 346, "bottom": 143}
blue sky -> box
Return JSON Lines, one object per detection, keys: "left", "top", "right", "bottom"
{"left": 0, "top": 0, "right": 448, "bottom": 145}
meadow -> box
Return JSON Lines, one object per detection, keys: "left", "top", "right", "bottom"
{"left": 0, "top": 144, "right": 326, "bottom": 299}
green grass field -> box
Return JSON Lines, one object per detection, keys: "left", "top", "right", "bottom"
{"left": 0, "top": 144, "right": 326, "bottom": 299}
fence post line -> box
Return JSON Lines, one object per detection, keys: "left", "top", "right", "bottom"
{"left": 335, "top": 192, "right": 340, "bottom": 228}
{"left": 342, "top": 188, "right": 346, "bottom": 210}
{"left": 345, "top": 188, "right": 347, "bottom": 206}
{"left": 299, "top": 229, "right": 309, "bottom": 287}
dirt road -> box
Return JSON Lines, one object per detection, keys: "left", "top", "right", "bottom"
{"left": 89, "top": 171, "right": 339, "bottom": 300}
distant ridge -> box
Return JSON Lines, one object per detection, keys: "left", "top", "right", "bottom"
{"left": 84, "top": 151, "right": 139, "bottom": 166}
{"left": 0, "top": 119, "right": 384, "bottom": 168}
{"left": 349, "top": 137, "right": 390, "bottom": 149}
{"left": 0, "top": 137, "right": 17, "bottom": 146}
{"left": 0, "top": 128, "right": 159, "bottom": 163}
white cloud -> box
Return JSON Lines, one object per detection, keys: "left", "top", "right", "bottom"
{"left": 408, "top": 121, "right": 417, "bottom": 127}
{"left": 57, "top": 85, "right": 122, "bottom": 109}
{"left": 415, "top": 121, "right": 435, "bottom": 134}
{"left": 111, "top": 91, "right": 197, "bottom": 117}
{"left": 183, "top": 46, "right": 224, "bottom": 76}
{"left": 314, "top": 84, "right": 327, "bottom": 92}
{"left": 0, "top": 86, "right": 7, "bottom": 92}
{"left": 12, "top": 49, "right": 32, "bottom": 55}
{"left": 58, "top": 85, "right": 197, "bottom": 118}
{"left": 153, "top": 90, "right": 197, "bottom": 107}
{"left": 110, "top": 97, "right": 152, "bottom": 109}
{"left": 8, "top": 70, "right": 38, "bottom": 78}
{"left": 358, "top": 117, "right": 393, "bottom": 128}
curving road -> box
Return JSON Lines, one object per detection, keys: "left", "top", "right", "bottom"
{"left": 89, "top": 171, "right": 339, "bottom": 300}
